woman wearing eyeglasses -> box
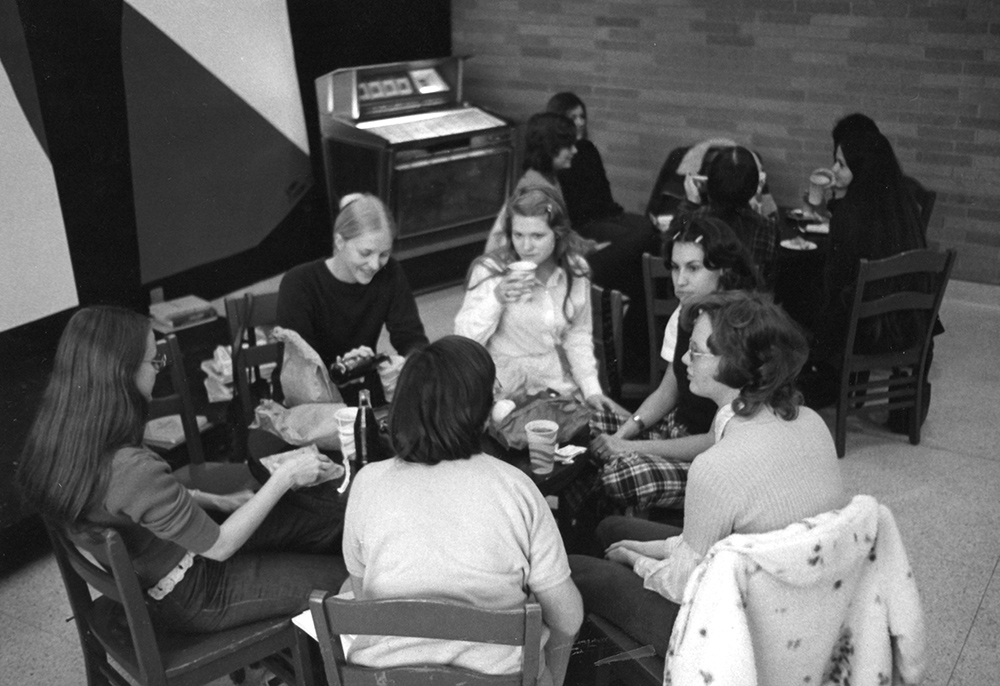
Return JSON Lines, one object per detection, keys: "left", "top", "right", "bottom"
{"left": 570, "top": 291, "right": 844, "bottom": 657}
{"left": 588, "top": 215, "right": 760, "bottom": 512}
{"left": 17, "top": 307, "right": 348, "bottom": 633}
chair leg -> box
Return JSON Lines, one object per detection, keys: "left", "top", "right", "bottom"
{"left": 835, "top": 396, "right": 848, "bottom": 459}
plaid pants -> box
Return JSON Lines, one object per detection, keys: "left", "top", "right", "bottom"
{"left": 588, "top": 407, "right": 692, "bottom": 511}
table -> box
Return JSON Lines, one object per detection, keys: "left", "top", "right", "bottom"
{"left": 774, "top": 206, "right": 829, "bottom": 335}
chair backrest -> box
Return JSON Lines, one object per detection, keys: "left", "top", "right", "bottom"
{"left": 225, "top": 291, "right": 284, "bottom": 430}
{"left": 224, "top": 291, "right": 281, "bottom": 350}
{"left": 309, "top": 592, "right": 543, "bottom": 686}
{"left": 45, "top": 522, "right": 169, "bottom": 685}
{"left": 844, "top": 248, "right": 955, "bottom": 367}
{"left": 642, "top": 252, "right": 678, "bottom": 389}
{"left": 147, "top": 334, "right": 205, "bottom": 467}
{"left": 591, "top": 283, "right": 625, "bottom": 402}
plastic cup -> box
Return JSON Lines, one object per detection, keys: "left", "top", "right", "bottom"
{"left": 507, "top": 261, "right": 538, "bottom": 302}
{"left": 334, "top": 407, "right": 359, "bottom": 461}
{"left": 524, "top": 419, "right": 559, "bottom": 474}
{"left": 808, "top": 169, "right": 834, "bottom": 206}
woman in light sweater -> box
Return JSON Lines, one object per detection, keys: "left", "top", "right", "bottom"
{"left": 570, "top": 291, "right": 844, "bottom": 656}
{"left": 455, "top": 184, "right": 617, "bottom": 411}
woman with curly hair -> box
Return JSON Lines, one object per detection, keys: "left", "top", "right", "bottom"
{"left": 588, "top": 215, "right": 761, "bottom": 512}
{"left": 570, "top": 291, "right": 844, "bottom": 657}
{"left": 456, "top": 184, "right": 617, "bottom": 411}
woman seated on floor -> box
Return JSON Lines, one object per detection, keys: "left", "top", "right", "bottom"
{"left": 456, "top": 184, "right": 617, "bottom": 411}
{"left": 342, "top": 335, "right": 583, "bottom": 686}
{"left": 588, "top": 215, "right": 760, "bottom": 512}
{"left": 570, "top": 290, "right": 845, "bottom": 657}
{"left": 16, "top": 306, "right": 348, "bottom": 633}
{"left": 277, "top": 193, "right": 428, "bottom": 376}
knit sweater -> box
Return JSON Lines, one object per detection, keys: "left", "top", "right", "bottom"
{"left": 276, "top": 257, "right": 428, "bottom": 369}
{"left": 633, "top": 406, "right": 844, "bottom": 602}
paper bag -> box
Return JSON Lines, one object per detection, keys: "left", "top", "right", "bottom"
{"left": 272, "top": 326, "right": 342, "bottom": 406}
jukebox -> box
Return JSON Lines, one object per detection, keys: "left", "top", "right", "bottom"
{"left": 315, "top": 56, "right": 515, "bottom": 263}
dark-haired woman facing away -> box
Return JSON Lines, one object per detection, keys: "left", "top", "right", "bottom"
{"left": 342, "top": 336, "right": 583, "bottom": 686}
{"left": 570, "top": 291, "right": 844, "bottom": 657}
{"left": 16, "top": 306, "right": 347, "bottom": 633}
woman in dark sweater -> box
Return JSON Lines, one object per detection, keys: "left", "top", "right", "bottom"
{"left": 545, "top": 93, "right": 660, "bottom": 373}
{"left": 801, "top": 130, "right": 927, "bottom": 407}
{"left": 277, "top": 193, "right": 428, "bottom": 371}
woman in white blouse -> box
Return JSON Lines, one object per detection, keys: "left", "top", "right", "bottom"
{"left": 455, "top": 185, "right": 617, "bottom": 411}
{"left": 569, "top": 291, "right": 844, "bottom": 656}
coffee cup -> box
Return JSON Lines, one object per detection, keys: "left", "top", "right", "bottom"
{"left": 334, "top": 407, "right": 359, "bottom": 461}
{"left": 524, "top": 419, "right": 559, "bottom": 474}
{"left": 507, "top": 260, "right": 538, "bottom": 302}
{"left": 808, "top": 169, "right": 835, "bottom": 206}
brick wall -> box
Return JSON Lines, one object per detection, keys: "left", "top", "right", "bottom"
{"left": 453, "top": 0, "right": 1000, "bottom": 283}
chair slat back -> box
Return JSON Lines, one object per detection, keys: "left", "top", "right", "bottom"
{"left": 642, "top": 252, "right": 678, "bottom": 389}
{"left": 233, "top": 341, "right": 284, "bottom": 426}
{"left": 147, "top": 334, "right": 205, "bottom": 466}
{"left": 591, "top": 284, "right": 625, "bottom": 401}
{"left": 225, "top": 291, "right": 281, "bottom": 350}
{"left": 310, "top": 593, "right": 542, "bottom": 686}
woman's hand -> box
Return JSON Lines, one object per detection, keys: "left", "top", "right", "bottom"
{"left": 584, "top": 393, "right": 625, "bottom": 414}
{"left": 684, "top": 174, "right": 706, "bottom": 204}
{"left": 605, "top": 545, "right": 641, "bottom": 567}
{"left": 493, "top": 272, "right": 535, "bottom": 305}
{"left": 590, "top": 433, "right": 633, "bottom": 462}
{"left": 606, "top": 539, "right": 668, "bottom": 561}
{"left": 273, "top": 451, "right": 338, "bottom": 490}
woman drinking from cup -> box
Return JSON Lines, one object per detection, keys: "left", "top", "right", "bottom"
{"left": 588, "top": 215, "right": 760, "bottom": 512}
{"left": 342, "top": 336, "right": 583, "bottom": 686}
{"left": 277, "top": 193, "right": 428, "bottom": 375}
{"left": 455, "top": 185, "right": 617, "bottom": 412}
{"left": 571, "top": 291, "right": 844, "bottom": 657}
{"left": 800, "top": 130, "right": 927, "bottom": 408}
{"left": 16, "top": 306, "right": 348, "bottom": 632}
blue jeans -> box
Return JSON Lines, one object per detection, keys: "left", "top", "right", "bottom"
{"left": 150, "top": 492, "right": 348, "bottom": 633}
{"left": 569, "top": 517, "right": 682, "bottom": 657}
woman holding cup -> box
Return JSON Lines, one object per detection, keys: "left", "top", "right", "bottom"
{"left": 455, "top": 185, "right": 618, "bottom": 412}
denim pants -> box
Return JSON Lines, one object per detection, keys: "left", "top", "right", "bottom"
{"left": 569, "top": 516, "right": 682, "bottom": 657}
{"left": 150, "top": 490, "right": 348, "bottom": 633}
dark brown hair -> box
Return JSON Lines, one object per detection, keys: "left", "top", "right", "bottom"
{"left": 388, "top": 336, "right": 496, "bottom": 465}
{"left": 17, "top": 307, "right": 151, "bottom": 522}
{"left": 682, "top": 291, "right": 808, "bottom": 420}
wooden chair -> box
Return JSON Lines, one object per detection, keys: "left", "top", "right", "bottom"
{"left": 591, "top": 283, "right": 625, "bottom": 403}
{"left": 309, "top": 593, "right": 543, "bottom": 686}
{"left": 835, "top": 248, "right": 955, "bottom": 457}
{"left": 148, "top": 335, "right": 253, "bottom": 493}
{"left": 225, "top": 292, "right": 284, "bottom": 457}
{"left": 45, "top": 522, "right": 315, "bottom": 686}
{"left": 641, "top": 252, "right": 679, "bottom": 393}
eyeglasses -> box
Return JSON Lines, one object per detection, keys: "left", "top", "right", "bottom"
{"left": 145, "top": 353, "right": 167, "bottom": 372}
{"left": 686, "top": 346, "right": 716, "bottom": 361}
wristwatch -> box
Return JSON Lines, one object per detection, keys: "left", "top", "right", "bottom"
{"left": 631, "top": 414, "right": 646, "bottom": 432}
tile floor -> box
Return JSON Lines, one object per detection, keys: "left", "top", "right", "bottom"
{"left": 1, "top": 279, "right": 997, "bottom": 686}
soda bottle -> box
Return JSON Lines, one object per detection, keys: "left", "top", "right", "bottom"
{"left": 353, "top": 389, "right": 390, "bottom": 465}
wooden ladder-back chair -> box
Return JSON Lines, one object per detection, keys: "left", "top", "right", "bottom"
{"left": 641, "top": 252, "right": 679, "bottom": 394}
{"left": 224, "top": 292, "right": 284, "bottom": 456}
{"left": 149, "top": 335, "right": 253, "bottom": 493}
{"left": 835, "top": 248, "right": 955, "bottom": 457}
{"left": 591, "top": 283, "right": 625, "bottom": 403}
{"left": 309, "top": 593, "right": 543, "bottom": 686}
{"left": 45, "top": 522, "right": 314, "bottom": 686}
